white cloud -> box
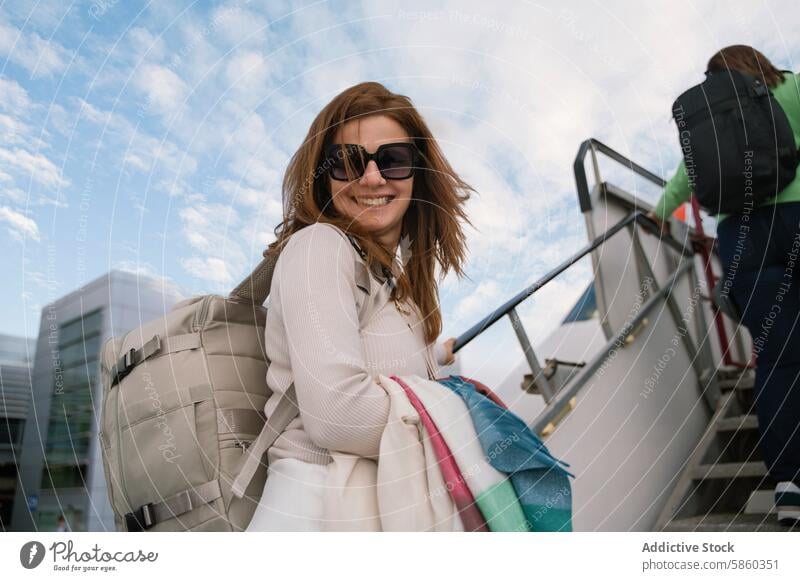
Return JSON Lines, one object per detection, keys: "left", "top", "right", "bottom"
{"left": 224, "top": 51, "right": 271, "bottom": 95}
{"left": 123, "top": 153, "right": 150, "bottom": 173}
{"left": 127, "top": 27, "right": 168, "bottom": 62}
{"left": 35, "top": 193, "right": 67, "bottom": 207}
{"left": 454, "top": 279, "right": 503, "bottom": 322}
{"left": 179, "top": 202, "right": 240, "bottom": 253}
{"left": 73, "top": 97, "right": 112, "bottom": 126}
{"left": 210, "top": 4, "right": 270, "bottom": 47}
{"left": 134, "top": 64, "right": 189, "bottom": 117}
{"left": 0, "top": 16, "right": 68, "bottom": 78}
{"left": 0, "top": 206, "right": 40, "bottom": 241}
{"left": 71, "top": 99, "right": 199, "bottom": 178}
{"left": 0, "top": 147, "right": 68, "bottom": 189}
{"left": 0, "top": 112, "right": 26, "bottom": 144}
{"left": 0, "top": 76, "right": 31, "bottom": 112}
{"left": 178, "top": 201, "right": 248, "bottom": 286}
{"left": 221, "top": 111, "right": 287, "bottom": 190}
{"left": 180, "top": 256, "right": 234, "bottom": 286}
{"left": 155, "top": 179, "right": 204, "bottom": 203}
{"left": 113, "top": 260, "right": 187, "bottom": 302}
{"left": 216, "top": 178, "right": 282, "bottom": 213}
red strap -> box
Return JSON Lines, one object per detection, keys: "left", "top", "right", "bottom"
{"left": 454, "top": 375, "right": 509, "bottom": 409}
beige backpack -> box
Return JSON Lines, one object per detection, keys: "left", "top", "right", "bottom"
{"left": 98, "top": 232, "right": 380, "bottom": 531}
{"left": 100, "top": 253, "right": 298, "bottom": 531}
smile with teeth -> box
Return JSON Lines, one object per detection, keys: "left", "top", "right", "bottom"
{"left": 353, "top": 195, "right": 395, "bottom": 207}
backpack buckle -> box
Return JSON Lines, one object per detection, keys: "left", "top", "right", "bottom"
{"left": 234, "top": 440, "right": 252, "bottom": 454}
{"left": 124, "top": 503, "right": 154, "bottom": 531}
{"left": 751, "top": 80, "right": 768, "bottom": 97}
{"left": 123, "top": 348, "right": 136, "bottom": 371}
{"left": 110, "top": 347, "right": 138, "bottom": 387}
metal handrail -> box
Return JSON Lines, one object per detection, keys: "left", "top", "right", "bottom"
{"left": 574, "top": 138, "right": 667, "bottom": 213}
{"left": 575, "top": 137, "right": 750, "bottom": 369}
{"left": 452, "top": 211, "right": 691, "bottom": 354}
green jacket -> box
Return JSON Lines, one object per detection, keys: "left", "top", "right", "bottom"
{"left": 653, "top": 71, "right": 800, "bottom": 224}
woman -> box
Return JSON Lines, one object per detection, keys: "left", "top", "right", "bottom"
{"left": 648, "top": 46, "right": 800, "bottom": 526}
{"left": 246, "top": 82, "right": 474, "bottom": 531}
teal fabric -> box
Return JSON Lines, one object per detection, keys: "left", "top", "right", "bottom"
{"left": 474, "top": 480, "right": 530, "bottom": 532}
{"left": 437, "top": 375, "right": 574, "bottom": 532}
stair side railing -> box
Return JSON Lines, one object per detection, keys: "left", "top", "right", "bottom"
{"left": 453, "top": 138, "right": 734, "bottom": 434}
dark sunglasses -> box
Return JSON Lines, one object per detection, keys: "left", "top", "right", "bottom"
{"left": 324, "top": 142, "right": 419, "bottom": 181}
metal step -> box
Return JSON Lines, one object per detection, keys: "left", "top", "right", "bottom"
{"left": 745, "top": 489, "right": 777, "bottom": 515}
{"left": 717, "top": 375, "right": 755, "bottom": 390}
{"left": 662, "top": 513, "right": 797, "bottom": 532}
{"left": 716, "top": 415, "right": 758, "bottom": 431}
{"left": 692, "top": 461, "right": 767, "bottom": 480}
{"left": 655, "top": 372, "right": 767, "bottom": 531}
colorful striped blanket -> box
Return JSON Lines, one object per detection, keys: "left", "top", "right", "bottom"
{"left": 436, "top": 375, "right": 574, "bottom": 531}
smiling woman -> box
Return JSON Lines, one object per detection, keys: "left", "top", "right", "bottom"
{"left": 245, "top": 81, "right": 474, "bottom": 531}
{"left": 327, "top": 117, "right": 417, "bottom": 250}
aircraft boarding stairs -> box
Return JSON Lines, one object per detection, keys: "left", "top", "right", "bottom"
{"left": 453, "top": 139, "right": 792, "bottom": 532}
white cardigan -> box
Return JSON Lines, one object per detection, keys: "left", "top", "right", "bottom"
{"left": 263, "top": 222, "right": 450, "bottom": 466}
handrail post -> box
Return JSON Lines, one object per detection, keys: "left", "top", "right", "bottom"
{"left": 453, "top": 212, "right": 660, "bottom": 354}
{"left": 589, "top": 140, "right": 603, "bottom": 190}
{"left": 532, "top": 258, "right": 695, "bottom": 435}
{"left": 689, "top": 195, "right": 753, "bottom": 369}
{"left": 507, "top": 307, "right": 555, "bottom": 402}
{"left": 629, "top": 221, "right": 715, "bottom": 412}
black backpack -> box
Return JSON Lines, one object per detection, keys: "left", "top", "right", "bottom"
{"left": 672, "top": 69, "right": 799, "bottom": 214}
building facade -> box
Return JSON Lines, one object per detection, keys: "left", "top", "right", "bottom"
{"left": 10, "top": 271, "right": 182, "bottom": 532}
{"left": 0, "top": 333, "right": 35, "bottom": 530}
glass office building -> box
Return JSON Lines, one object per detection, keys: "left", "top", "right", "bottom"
{"left": 10, "top": 270, "right": 182, "bottom": 531}
{"left": 0, "top": 333, "right": 35, "bottom": 530}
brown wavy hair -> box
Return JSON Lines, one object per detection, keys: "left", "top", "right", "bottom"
{"left": 266, "top": 81, "right": 475, "bottom": 344}
{"left": 707, "top": 45, "right": 785, "bottom": 88}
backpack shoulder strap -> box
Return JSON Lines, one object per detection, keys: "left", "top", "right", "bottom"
{"left": 229, "top": 246, "right": 280, "bottom": 305}
{"left": 231, "top": 383, "right": 298, "bottom": 499}
{"left": 229, "top": 223, "right": 378, "bottom": 305}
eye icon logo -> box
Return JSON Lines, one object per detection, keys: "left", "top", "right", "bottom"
{"left": 20, "top": 541, "right": 46, "bottom": 569}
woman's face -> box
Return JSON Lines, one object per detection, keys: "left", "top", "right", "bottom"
{"left": 328, "top": 115, "right": 414, "bottom": 250}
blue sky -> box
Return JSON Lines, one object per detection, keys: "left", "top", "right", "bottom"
{"left": 1, "top": 0, "right": 798, "bottom": 383}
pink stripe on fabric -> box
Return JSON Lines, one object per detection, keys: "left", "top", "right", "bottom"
{"left": 390, "top": 375, "right": 489, "bottom": 533}
{"left": 457, "top": 375, "right": 509, "bottom": 409}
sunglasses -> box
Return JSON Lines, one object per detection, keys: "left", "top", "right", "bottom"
{"left": 324, "top": 142, "right": 419, "bottom": 181}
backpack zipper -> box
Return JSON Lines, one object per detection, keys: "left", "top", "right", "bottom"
{"left": 233, "top": 440, "right": 252, "bottom": 454}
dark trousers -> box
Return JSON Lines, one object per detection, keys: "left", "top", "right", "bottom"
{"left": 716, "top": 201, "right": 800, "bottom": 484}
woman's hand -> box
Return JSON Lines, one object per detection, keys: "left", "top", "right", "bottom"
{"left": 441, "top": 337, "right": 456, "bottom": 366}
